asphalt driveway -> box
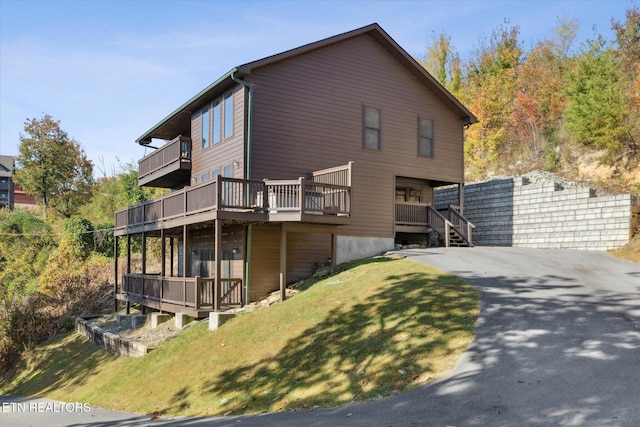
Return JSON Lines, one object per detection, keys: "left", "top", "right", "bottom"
{"left": 3, "top": 247, "right": 640, "bottom": 426}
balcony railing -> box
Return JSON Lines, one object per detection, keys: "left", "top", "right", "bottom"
{"left": 138, "top": 136, "right": 192, "bottom": 187}
{"left": 118, "top": 274, "right": 243, "bottom": 312}
{"left": 115, "top": 164, "right": 352, "bottom": 231}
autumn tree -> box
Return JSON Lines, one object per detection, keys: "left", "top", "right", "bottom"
{"left": 611, "top": 6, "right": 640, "bottom": 165}
{"left": 463, "top": 24, "right": 523, "bottom": 177}
{"left": 15, "top": 115, "right": 94, "bottom": 217}
{"left": 511, "top": 19, "right": 577, "bottom": 169}
{"left": 421, "top": 32, "right": 462, "bottom": 96}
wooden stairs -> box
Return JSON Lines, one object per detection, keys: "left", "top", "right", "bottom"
{"left": 427, "top": 205, "right": 474, "bottom": 248}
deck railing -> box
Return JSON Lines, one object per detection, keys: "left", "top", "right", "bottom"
{"left": 138, "top": 136, "right": 192, "bottom": 179}
{"left": 445, "top": 206, "right": 475, "bottom": 246}
{"left": 395, "top": 202, "right": 430, "bottom": 225}
{"left": 312, "top": 162, "right": 353, "bottom": 186}
{"left": 395, "top": 203, "right": 474, "bottom": 247}
{"left": 116, "top": 172, "right": 351, "bottom": 229}
{"left": 120, "top": 274, "right": 243, "bottom": 311}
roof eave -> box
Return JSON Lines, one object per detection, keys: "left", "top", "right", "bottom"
{"left": 135, "top": 68, "right": 239, "bottom": 145}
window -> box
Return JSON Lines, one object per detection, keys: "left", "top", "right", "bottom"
{"left": 363, "top": 106, "right": 381, "bottom": 150}
{"left": 212, "top": 101, "right": 221, "bottom": 144}
{"left": 201, "top": 171, "right": 210, "bottom": 183}
{"left": 224, "top": 93, "right": 234, "bottom": 139}
{"left": 211, "top": 168, "right": 220, "bottom": 178}
{"left": 223, "top": 164, "right": 233, "bottom": 178}
{"left": 418, "top": 117, "right": 433, "bottom": 158}
{"left": 201, "top": 107, "right": 210, "bottom": 149}
{"left": 396, "top": 187, "right": 422, "bottom": 203}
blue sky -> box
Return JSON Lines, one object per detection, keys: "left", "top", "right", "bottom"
{"left": 0, "top": 0, "right": 635, "bottom": 177}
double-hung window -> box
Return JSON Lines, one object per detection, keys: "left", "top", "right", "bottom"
{"left": 363, "top": 106, "right": 381, "bottom": 150}
{"left": 418, "top": 117, "right": 434, "bottom": 158}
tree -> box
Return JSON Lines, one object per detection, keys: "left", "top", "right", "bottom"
{"left": 15, "top": 115, "right": 94, "bottom": 218}
{"left": 511, "top": 19, "right": 577, "bottom": 166}
{"left": 463, "top": 24, "right": 523, "bottom": 177}
{"left": 611, "top": 6, "right": 640, "bottom": 164}
{"left": 564, "top": 35, "right": 632, "bottom": 164}
{"left": 0, "top": 210, "right": 56, "bottom": 301}
{"left": 421, "top": 32, "right": 462, "bottom": 96}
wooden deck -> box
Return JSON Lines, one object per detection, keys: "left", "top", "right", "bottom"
{"left": 116, "top": 274, "right": 244, "bottom": 318}
{"left": 115, "top": 164, "right": 352, "bottom": 236}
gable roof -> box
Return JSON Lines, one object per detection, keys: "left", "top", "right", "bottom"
{"left": 0, "top": 155, "right": 14, "bottom": 178}
{"left": 137, "top": 23, "right": 477, "bottom": 145}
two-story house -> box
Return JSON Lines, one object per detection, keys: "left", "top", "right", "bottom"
{"left": 114, "top": 23, "right": 477, "bottom": 317}
{"left": 0, "top": 156, "right": 15, "bottom": 211}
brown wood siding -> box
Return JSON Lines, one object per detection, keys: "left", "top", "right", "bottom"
{"left": 246, "top": 34, "right": 465, "bottom": 239}
{"left": 247, "top": 225, "right": 332, "bottom": 301}
{"left": 191, "top": 86, "right": 246, "bottom": 181}
{"left": 248, "top": 224, "right": 280, "bottom": 301}
{"left": 286, "top": 232, "right": 332, "bottom": 282}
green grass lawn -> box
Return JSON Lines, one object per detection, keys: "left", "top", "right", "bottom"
{"left": 0, "top": 256, "right": 479, "bottom": 416}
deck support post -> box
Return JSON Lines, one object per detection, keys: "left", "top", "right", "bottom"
{"left": 183, "top": 225, "right": 189, "bottom": 278}
{"left": 458, "top": 182, "right": 464, "bottom": 216}
{"left": 126, "top": 235, "right": 132, "bottom": 275}
{"left": 160, "top": 229, "right": 166, "bottom": 277}
{"left": 126, "top": 234, "right": 131, "bottom": 315}
{"left": 214, "top": 219, "right": 222, "bottom": 311}
{"left": 169, "top": 237, "right": 174, "bottom": 277}
{"left": 114, "top": 235, "right": 119, "bottom": 313}
{"left": 141, "top": 232, "right": 147, "bottom": 275}
{"left": 331, "top": 232, "right": 337, "bottom": 273}
{"left": 279, "top": 224, "right": 287, "bottom": 302}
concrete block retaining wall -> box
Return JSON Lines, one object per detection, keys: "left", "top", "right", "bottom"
{"left": 75, "top": 317, "right": 151, "bottom": 357}
{"left": 435, "top": 174, "right": 639, "bottom": 250}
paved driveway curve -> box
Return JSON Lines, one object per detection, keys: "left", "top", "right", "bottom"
{"left": 3, "top": 247, "right": 640, "bottom": 426}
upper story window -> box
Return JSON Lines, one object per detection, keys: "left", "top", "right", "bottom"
{"left": 224, "top": 93, "right": 234, "bottom": 139}
{"left": 418, "top": 117, "right": 434, "bottom": 158}
{"left": 212, "top": 101, "right": 221, "bottom": 145}
{"left": 363, "top": 106, "right": 381, "bottom": 150}
{"left": 201, "top": 108, "right": 210, "bottom": 149}
{"left": 200, "top": 90, "right": 235, "bottom": 150}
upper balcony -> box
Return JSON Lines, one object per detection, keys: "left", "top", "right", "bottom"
{"left": 115, "top": 163, "right": 353, "bottom": 235}
{"left": 138, "top": 136, "right": 192, "bottom": 188}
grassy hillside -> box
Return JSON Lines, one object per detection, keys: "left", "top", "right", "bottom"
{"left": 0, "top": 256, "right": 479, "bottom": 417}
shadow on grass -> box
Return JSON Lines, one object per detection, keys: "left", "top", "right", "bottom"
{"left": 1, "top": 333, "right": 117, "bottom": 396}
{"left": 193, "top": 257, "right": 478, "bottom": 414}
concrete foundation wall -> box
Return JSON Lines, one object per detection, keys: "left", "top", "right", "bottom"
{"left": 435, "top": 174, "right": 639, "bottom": 250}
{"left": 336, "top": 236, "right": 394, "bottom": 264}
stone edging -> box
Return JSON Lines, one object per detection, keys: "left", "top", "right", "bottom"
{"left": 75, "top": 317, "right": 152, "bottom": 357}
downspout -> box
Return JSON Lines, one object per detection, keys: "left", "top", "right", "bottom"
{"left": 230, "top": 69, "right": 254, "bottom": 305}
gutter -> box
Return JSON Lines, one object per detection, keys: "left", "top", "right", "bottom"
{"left": 135, "top": 68, "right": 237, "bottom": 145}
